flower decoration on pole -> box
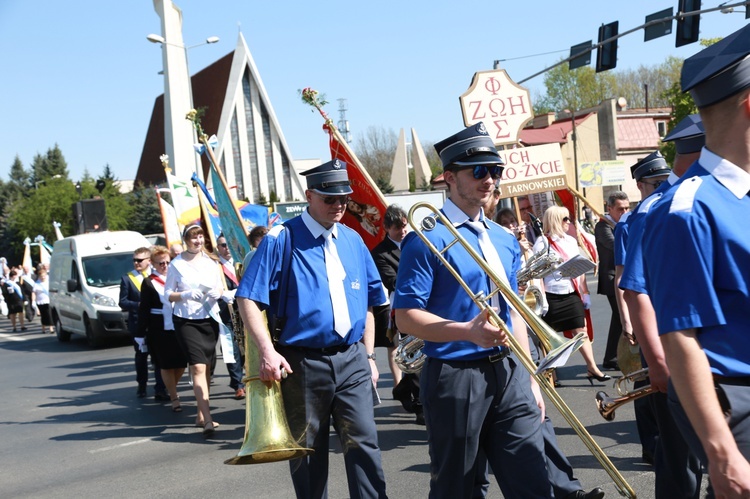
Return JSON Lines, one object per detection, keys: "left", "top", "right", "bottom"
{"left": 300, "top": 87, "right": 334, "bottom": 130}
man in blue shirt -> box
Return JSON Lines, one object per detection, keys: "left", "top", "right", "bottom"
{"left": 619, "top": 121, "right": 705, "bottom": 498}
{"left": 393, "top": 123, "right": 554, "bottom": 498}
{"left": 642, "top": 24, "right": 750, "bottom": 498}
{"left": 236, "top": 159, "right": 387, "bottom": 499}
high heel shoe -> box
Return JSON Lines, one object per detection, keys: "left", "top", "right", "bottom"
{"left": 170, "top": 397, "right": 182, "bottom": 412}
{"left": 586, "top": 371, "right": 612, "bottom": 385}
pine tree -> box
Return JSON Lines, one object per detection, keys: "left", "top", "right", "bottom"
{"left": 126, "top": 182, "right": 163, "bottom": 236}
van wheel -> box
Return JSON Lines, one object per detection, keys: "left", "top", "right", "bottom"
{"left": 54, "top": 312, "right": 71, "bottom": 342}
{"left": 84, "top": 316, "right": 102, "bottom": 348}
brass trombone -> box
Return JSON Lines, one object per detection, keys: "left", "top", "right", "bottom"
{"left": 407, "top": 202, "right": 635, "bottom": 498}
{"left": 595, "top": 368, "right": 655, "bottom": 421}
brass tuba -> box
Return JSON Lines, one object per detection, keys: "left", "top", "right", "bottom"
{"left": 224, "top": 266, "right": 313, "bottom": 465}
{"left": 406, "top": 202, "right": 635, "bottom": 498}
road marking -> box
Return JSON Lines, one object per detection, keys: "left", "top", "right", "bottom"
{"left": 0, "top": 333, "right": 26, "bottom": 341}
{"left": 90, "top": 438, "right": 155, "bottom": 454}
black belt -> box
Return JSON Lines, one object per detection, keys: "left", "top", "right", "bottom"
{"left": 713, "top": 374, "right": 750, "bottom": 386}
{"left": 281, "top": 343, "right": 353, "bottom": 355}
{"left": 439, "top": 349, "right": 510, "bottom": 368}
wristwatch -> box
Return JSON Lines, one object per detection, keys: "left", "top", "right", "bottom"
{"left": 366, "top": 352, "right": 377, "bottom": 361}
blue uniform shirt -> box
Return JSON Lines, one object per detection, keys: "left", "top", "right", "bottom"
{"left": 236, "top": 209, "right": 386, "bottom": 348}
{"left": 619, "top": 177, "right": 675, "bottom": 294}
{"left": 643, "top": 148, "right": 750, "bottom": 377}
{"left": 613, "top": 210, "right": 632, "bottom": 267}
{"left": 392, "top": 199, "right": 521, "bottom": 361}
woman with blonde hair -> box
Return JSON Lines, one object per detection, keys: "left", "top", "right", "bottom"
{"left": 138, "top": 245, "right": 187, "bottom": 412}
{"left": 533, "top": 205, "right": 610, "bottom": 383}
{"left": 165, "top": 225, "right": 227, "bottom": 434}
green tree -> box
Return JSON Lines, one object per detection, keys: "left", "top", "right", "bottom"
{"left": 7, "top": 155, "right": 31, "bottom": 201}
{"left": 125, "top": 182, "right": 163, "bottom": 236}
{"left": 534, "top": 64, "right": 617, "bottom": 114}
{"left": 354, "top": 126, "right": 397, "bottom": 194}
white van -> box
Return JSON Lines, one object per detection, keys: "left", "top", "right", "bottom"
{"left": 49, "top": 231, "right": 151, "bottom": 347}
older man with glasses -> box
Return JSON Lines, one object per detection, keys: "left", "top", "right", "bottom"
{"left": 237, "top": 159, "right": 388, "bottom": 498}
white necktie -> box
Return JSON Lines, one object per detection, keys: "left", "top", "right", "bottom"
{"left": 466, "top": 220, "right": 508, "bottom": 309}
{"left": 324, "top": 231, "right": 351, "bottom": 337}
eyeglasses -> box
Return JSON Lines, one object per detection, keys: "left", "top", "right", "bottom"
{"left": 471, "top": 165, "right": 503, "bottom": 180}
{"left": 133, "top": 257, "right": 149, "bottom": 263}
{"left": 641, "top": 179, "right": 665, "bottom": 189}
{"left": 217, "top": 243, "right": 228, "bottom": 248}
{"left": 562, "top": 217, "right": 571, "bottom": 223}
{"left": 154, "top": 261, "right": 170, "bottom": 267}
{"left": 316, "top": 193, "right": 350, "bottom": 206}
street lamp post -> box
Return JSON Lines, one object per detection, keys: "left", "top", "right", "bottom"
{"left": 148, "top": 0, "right": 218, "bottom": 180}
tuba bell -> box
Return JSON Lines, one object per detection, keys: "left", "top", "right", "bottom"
{"left": 225, "top": 266, "right": 313, "bottom": 465}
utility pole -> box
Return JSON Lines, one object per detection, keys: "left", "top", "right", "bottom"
{"left": 337, "top": 98, "right": 352, "bottom": 143}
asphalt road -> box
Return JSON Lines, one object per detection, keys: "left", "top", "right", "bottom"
{"left": 0, "top": 278, "right": 692, "bottom": 498}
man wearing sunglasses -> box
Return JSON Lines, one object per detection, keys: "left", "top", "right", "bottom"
{"left": 119, "top": 247, "right": 167, "bottom": 400}
{"left": 236, "top": 159, "right": 387, "bottom": 498}
{"left": 394, "top": 123, "right": 580, "bottom": 497}
{"left": 215, "top": 234, "right": 244, "bottom": 400}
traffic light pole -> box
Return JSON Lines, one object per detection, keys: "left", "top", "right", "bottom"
{"left": 518, "top": 0, "right": 750, "bottom": 85}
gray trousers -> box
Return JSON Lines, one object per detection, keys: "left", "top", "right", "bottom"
{"left": 279, "top": 342, "right": 387, "bottom": 499}
{"left": 422, "top": 354, "right": 552, "bottom": 499}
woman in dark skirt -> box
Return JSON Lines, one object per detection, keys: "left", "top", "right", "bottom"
{"left": 32, "top": 266, "right": 54, "bottom": 333}
{"left": 4, "top": 270, "right": 26, "bottom": 332}
{"left": 138, "top": 246, "right": 187, "bottom": 412}
{"left": 532, "top": 205, "right": 610, "bottom": 383}
{"left": 165, "top": 225, "right": 227, "bottom": 435}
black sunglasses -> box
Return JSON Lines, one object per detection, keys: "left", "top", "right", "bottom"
{"left": 155, "top": 261, "right": 170, "bottom": 266}
{"left": 471, "top": 165, "right": 503, "bottom": 180}
{"left": 133, "top": 257, "right": 149, "bottom": 263}
{"left": 317, "top": 193, "right": 350, "bottom": 205}
{"left": 562, "top": 217, "right": 571, "bottom": 222}
{"left": 642, "top": 179, "right": 665, "bottom": 189}
{"left": 217, "top": 243, "right": 228, "bottom": 248}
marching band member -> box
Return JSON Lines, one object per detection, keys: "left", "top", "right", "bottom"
{"left": 393, "top": 123, "right": 553, "bottom": 498}
{"left": 643, "top": 25, "right": 750, "bottom": 497}
{"left": 619, "top": 121, "right": 705, "bottom": 497}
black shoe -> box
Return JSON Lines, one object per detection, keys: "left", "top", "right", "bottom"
{"left": 415, "top": 411, "right": 426, "bottom": 426}
{"left": 136, "top": 387, "right": 147, "bottom": 399}
{"left": 154, "top": 391, "right": 170, "bottom": 401}
{"left": 586, "top": 371, "right": 612, "bottom": 385}
{"left": 392, "top": 384, "right": 416, "bottom": 413}
{"left": 564, "top": 487, "right": 605, "bottom": 499}
{"left": 642, "top": 450, "right": 655, "bottom": 466}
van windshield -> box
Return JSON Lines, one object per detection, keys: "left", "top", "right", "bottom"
{"left": 82, "top": 253, "right": 135, "bottom": 288}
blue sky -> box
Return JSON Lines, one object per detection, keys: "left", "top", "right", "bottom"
{"left": 1, "top": 1, "right": 748, "bottom": 183}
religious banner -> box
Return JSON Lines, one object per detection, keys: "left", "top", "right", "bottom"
{"left": 301, "top": 88, "right": 388, "bottom": 249}
{"left": 495, "top": 144, "right": 567, "bottom": 198}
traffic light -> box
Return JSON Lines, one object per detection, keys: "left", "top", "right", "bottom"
{"left": 569, "top": 41, "right": 592, "bottom": 70}
{"left": 676, "top": 0, "right": 701, "bottom": 47}
{"left": 596, "top": 21, "right": 619, "bottom": 72}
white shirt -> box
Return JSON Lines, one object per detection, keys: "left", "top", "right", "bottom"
{"left": 533, "top": 233, "right": 580, "bottom": 294}
{"left": 165, "top": 252, "right": 223, "bottom": 320}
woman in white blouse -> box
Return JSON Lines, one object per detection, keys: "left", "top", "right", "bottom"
{"left": 165, "top": 225, "right": 226, "bottom": 434}
{"left": 32, "top": 266, "right": 53, "bottom": 334}
{"left": 533, "top": 206, "right": 610, "bottom": 384}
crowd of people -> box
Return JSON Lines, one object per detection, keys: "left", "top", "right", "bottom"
{"left": 1, "top": 259, "right": 54, "bottom": 334}
{"left": 3, "top": 27, "right": 750, "bottom": 498}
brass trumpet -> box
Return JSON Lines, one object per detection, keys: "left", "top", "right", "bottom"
{"left": 595, "top": 368, "right": 655, "bottom": 421}
{"left": 406, "top": 202, "right": 635, "bottom": 498}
